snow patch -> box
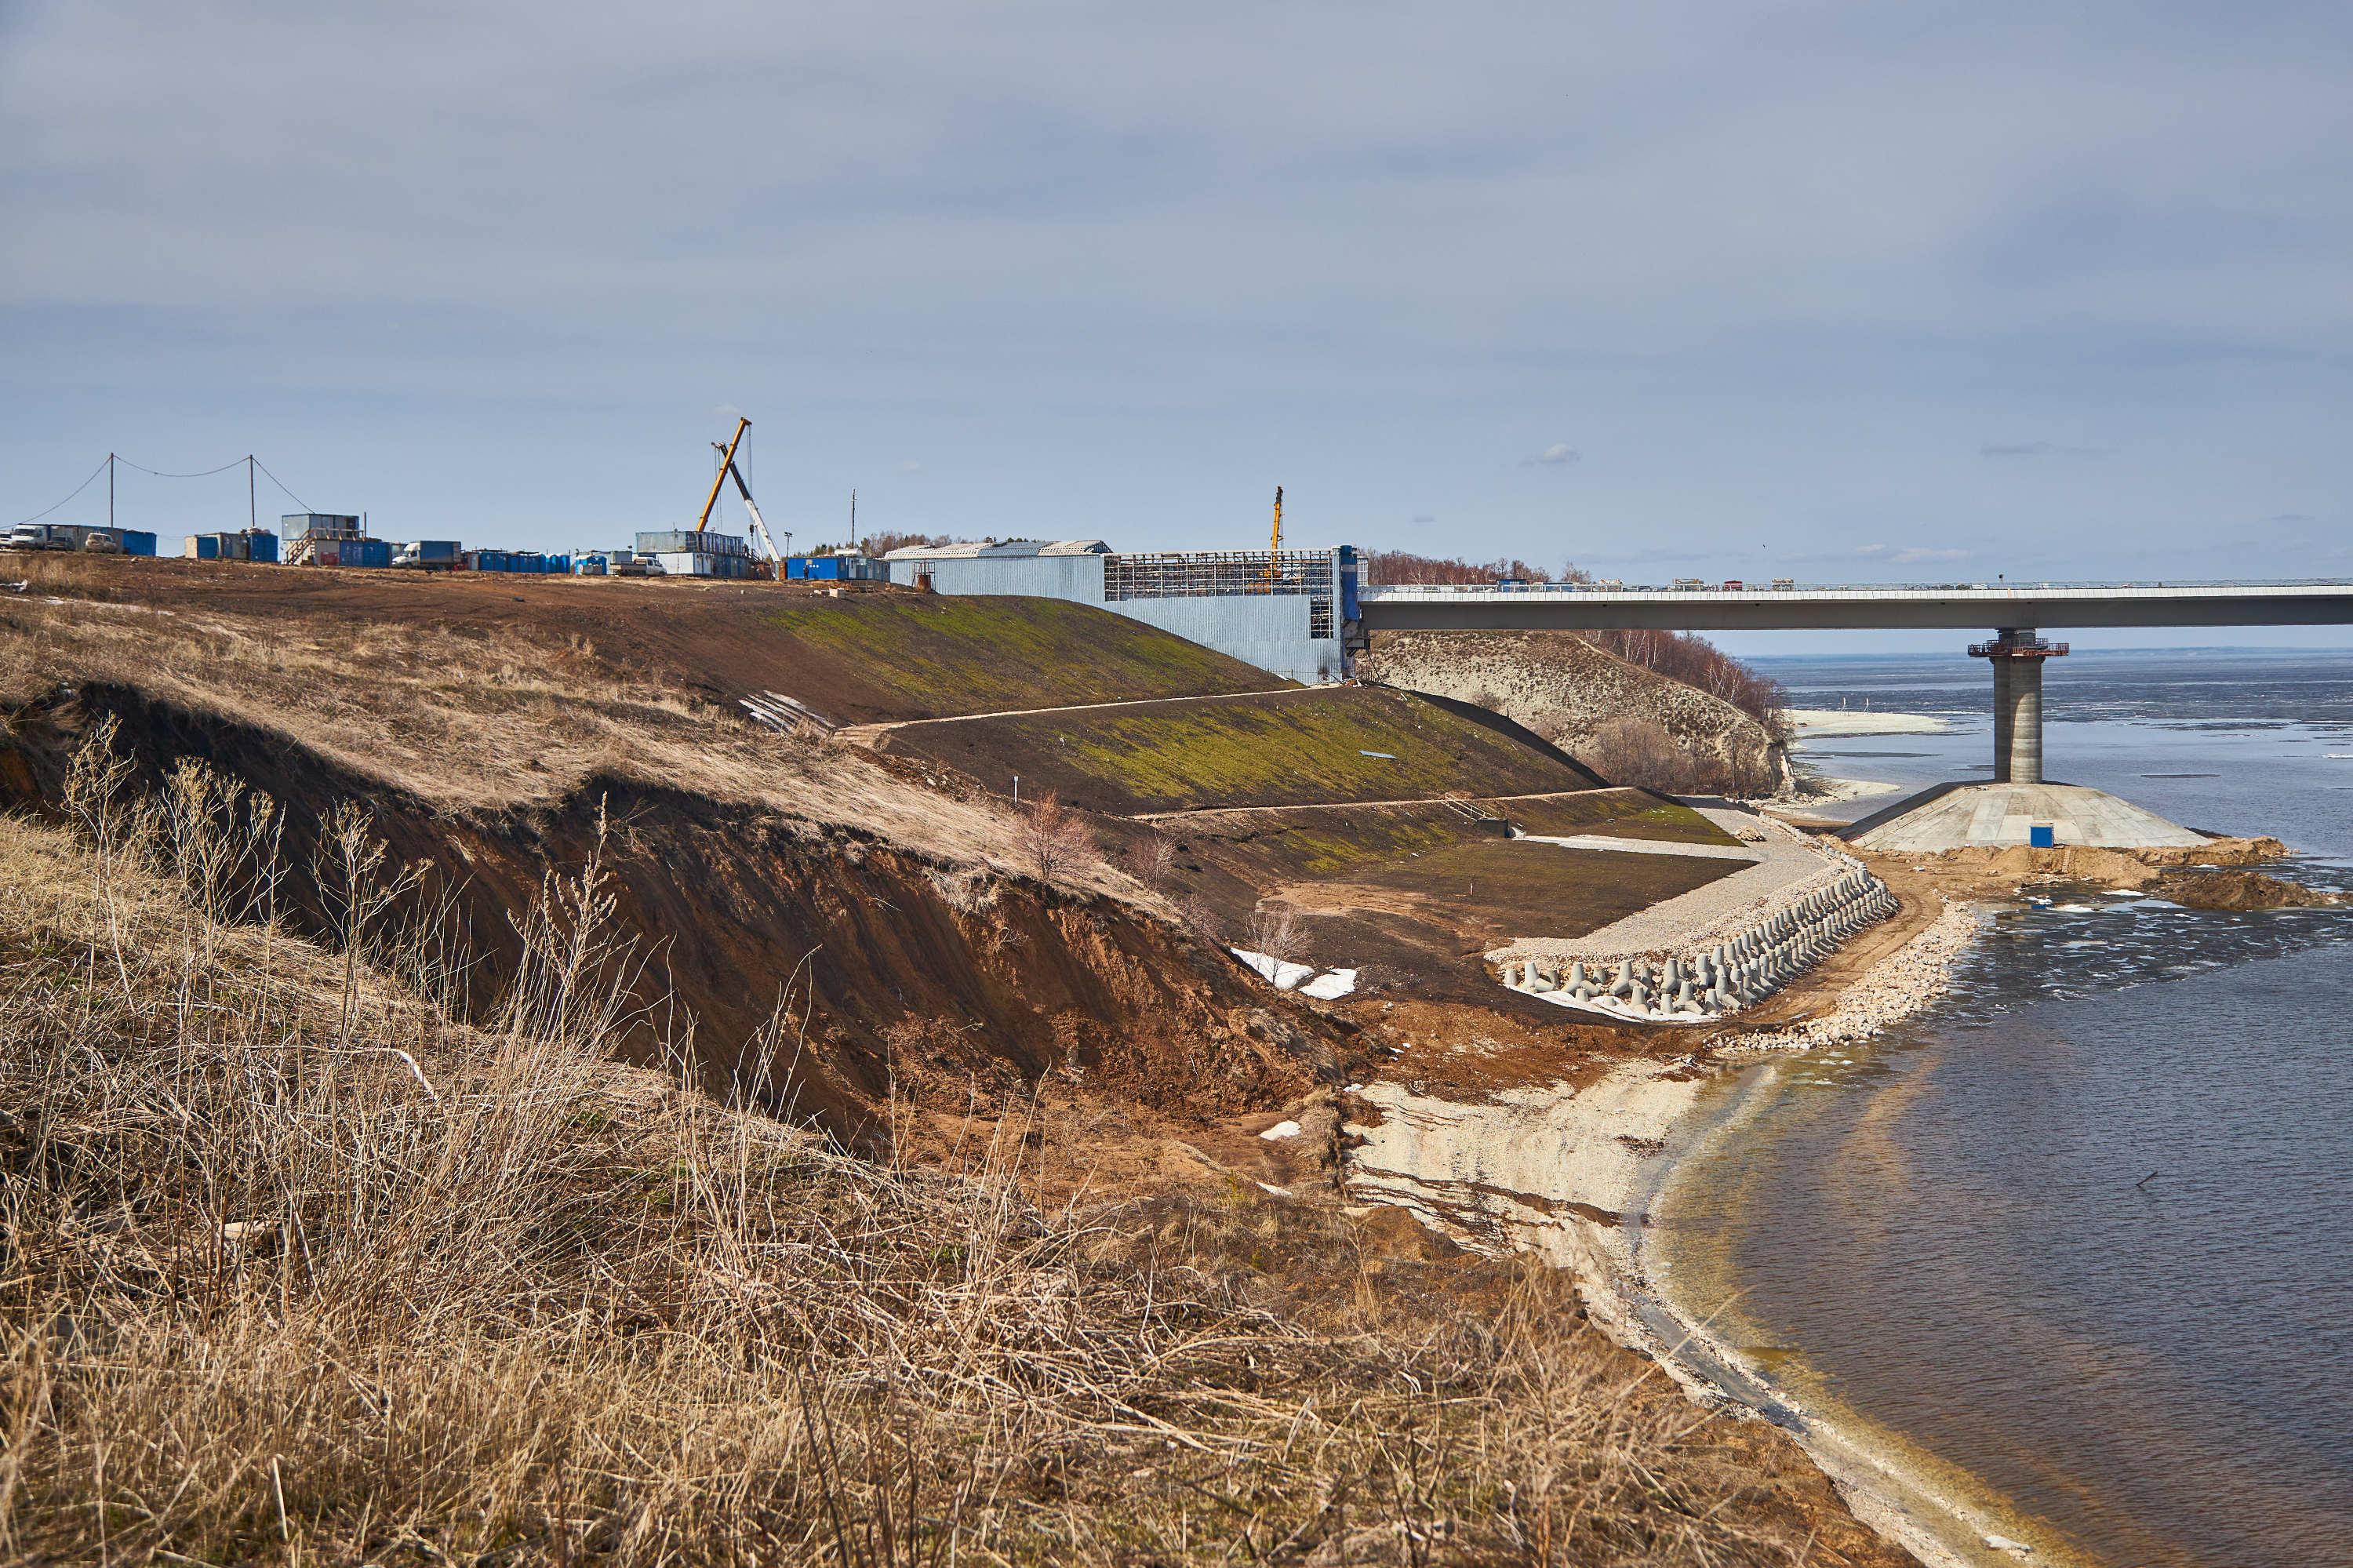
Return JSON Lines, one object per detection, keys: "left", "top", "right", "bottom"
{"left": 1229, "top": 948, "right": 1314, "bottom": 990}
{"left": 1258, "top": 1119, "right": 1302, "bottom": 1141}
{"left": 1300, "top": 967, "right": 1358, "bottom": 999}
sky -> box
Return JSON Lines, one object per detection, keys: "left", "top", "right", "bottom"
{"left": 4, "top": 1, "right": 2351, "bottom": 653}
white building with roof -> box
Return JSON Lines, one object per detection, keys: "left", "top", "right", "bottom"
{"left": 881, "top": 539, "right": 1361, "bottom": 684}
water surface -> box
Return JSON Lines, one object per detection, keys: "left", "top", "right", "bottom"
{"left": 1653, "top": 648, "right": 2353, "bottom": 1566}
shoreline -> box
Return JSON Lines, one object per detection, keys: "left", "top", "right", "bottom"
{"left": 1344, "top": 890, "right": 2031, "bottom": 1568}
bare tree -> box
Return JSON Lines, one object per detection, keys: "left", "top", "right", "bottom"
{"left": 1246, "top": 901, "right": 1304, "bottom": 962}
{"left": 1122, "top": 832, "right": 1179, "bottom": 889}
{"left": 1020, "top": 791, "right": 1095, "bottom": 882}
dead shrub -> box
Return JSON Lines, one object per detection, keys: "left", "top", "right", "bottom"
{"left": 1122, "top": 831, "right": 1180, "bottom": 889}
{"left": 1018, "top": 791, "right": 1094, "bottom": 882}
{"left": 1247, "top": 900, "right": 1304, "bottom": 962}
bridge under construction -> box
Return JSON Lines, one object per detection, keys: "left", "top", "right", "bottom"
{"left": 1358, "top": 578, "right": 2353, "bottom": 785}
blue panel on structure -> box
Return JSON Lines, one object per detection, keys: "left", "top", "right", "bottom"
{"left": 2029, "top": 824, "right": 2057, "bottom": 848}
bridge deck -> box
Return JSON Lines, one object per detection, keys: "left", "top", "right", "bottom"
{"left": 1357, "top": 580, "right": 2353, "bottom": 631}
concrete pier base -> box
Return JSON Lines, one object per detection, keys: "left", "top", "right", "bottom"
{"left": 1970, "top": 628, "right": 2068, "bottom": 784}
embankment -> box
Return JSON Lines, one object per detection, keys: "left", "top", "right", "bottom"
{"left": 0, "top": 682, "right": 1338, "bottom": 1140}
{"left": 1360, "top": 628, "right": 1789, "bottom": 795}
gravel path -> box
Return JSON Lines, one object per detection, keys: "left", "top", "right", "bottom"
{"left": 1518, "top": 831, "right": 1763, "bottom": 863}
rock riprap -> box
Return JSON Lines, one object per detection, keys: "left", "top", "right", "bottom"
{"left": 1500, "top": 868, "right": 1897, "bottom": 1024}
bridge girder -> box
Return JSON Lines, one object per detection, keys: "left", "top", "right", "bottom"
{"left": 1355, "top": 588, "right": 2353, "bottom": 634}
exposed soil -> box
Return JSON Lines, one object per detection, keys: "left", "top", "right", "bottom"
{"left": 2148, "top": 868, "right": 2341, "bottom": 911}
{"left": 0, "top": 554, "right": 1282, "bottom": 722}
{"left": 0, "top": 682, "right": 1348, "bottom": 1143}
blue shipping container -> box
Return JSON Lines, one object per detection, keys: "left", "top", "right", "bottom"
{"left": 193, "top": 534, "right": 220, "bottom": 561}
{"left": 122, "top": 531, "right": 157, "bottom": 557}
{"left": 347, "top": 539, "right": 391, "bottom": 569}
{"left": 250, "top": 531, "right": 279, "bottom": 564}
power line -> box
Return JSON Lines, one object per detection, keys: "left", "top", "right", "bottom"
{"left": 115, "top": 456, "right": 251, "bottom": 480}
{"left": 248, "top": 457, "right": 315, "bottom": 515}
{"left": 10, "top": 456, "right": 112, "bottom": 528}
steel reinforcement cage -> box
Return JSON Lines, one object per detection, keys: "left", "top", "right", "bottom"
{"left": 1102, "top": 549, "right": 1338, "bottom": 639}
{"left": 1104, "top": 549, "right": 1333, "bottom": 598}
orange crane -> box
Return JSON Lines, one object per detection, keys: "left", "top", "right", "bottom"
{"left": 696, "top": 417, "right": 752, "bottom": 535}
{"left": 1264, "top": 485, "right": 1283, "bottom": 588}
{"left": 695, "top": 417, "right": 785, "bottom": 575}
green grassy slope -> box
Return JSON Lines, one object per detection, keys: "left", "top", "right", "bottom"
{"left": 882, "top": 686, "right": 1602, "bottom": 814}
{"left": 1504, "top": 788, "right": 1742, "bottom": 846}
{"left": 758, "top": 596, "right": 1286, "bottom": 721}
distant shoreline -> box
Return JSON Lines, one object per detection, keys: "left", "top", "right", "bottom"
{"left": 1787, "top": 708, "right": 1952, "bottom": 737}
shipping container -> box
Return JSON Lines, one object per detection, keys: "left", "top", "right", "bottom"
{"left": 122, "top": 531, "right": 157, "bottom": 557}
{"left": 637, "top": 528, "right": 749, "bottom": 558}
{"left": 281, "top": 513, "right": 363, "bottom": 541}
{"left": 348, "top": 538, "right": 391, "bottom": 569}
{"left": 652, "top": 551, "right": 755, "bottom": 579}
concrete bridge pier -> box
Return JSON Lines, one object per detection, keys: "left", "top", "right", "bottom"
{"left": 1969, "top": 628, "right": 2068, "bottom": 783}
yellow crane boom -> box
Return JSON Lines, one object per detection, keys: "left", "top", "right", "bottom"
{"left": 697, "top": 417, "right": 751, "bottom": 533}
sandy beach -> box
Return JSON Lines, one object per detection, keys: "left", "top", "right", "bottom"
{"left": 1788, "top": 708, "right": 1954, "bottom": 737}
{"left": 1344, "top": 889, "right": 2031, "bottom": 1568}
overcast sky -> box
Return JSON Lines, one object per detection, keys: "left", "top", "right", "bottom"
{"left": 4, "top": 2, "right": 2349, "bottom": 649}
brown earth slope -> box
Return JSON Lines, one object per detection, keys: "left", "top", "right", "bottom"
{"left": 1362, "top": 628, "right": 1789, "bottom": 795}
{"left": 0, "top": 559, "right": 1340, "bottom": 1139}
{"left": 0, "top": 552, "right": 1285, "bottom": 722}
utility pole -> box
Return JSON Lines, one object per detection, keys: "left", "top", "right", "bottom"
{"left": 248, "top": 457, "right": 256, "bottom": 533}
{"left": 849, "top": 489, "right": 857, "bottom": 551}
{"left": 107, "top": 453, "right": 115, "bottom": 529}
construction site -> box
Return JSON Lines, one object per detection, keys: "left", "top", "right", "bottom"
{"left": 0, "top": 452, "right": 2302, "bottom": 1568}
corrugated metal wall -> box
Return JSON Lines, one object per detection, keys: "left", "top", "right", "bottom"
{"left": 1111, "top": 595, "right": 1345, "bottom": 683}
{"left": 886, "top": 554, "right": 1109, "bottom": 602}
{"left": 882, "top": 550, "right": 1345, "bottom": 682}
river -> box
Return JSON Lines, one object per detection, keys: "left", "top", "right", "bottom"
{"left": 1647, "top": 647, "right": 2353, "bottom": 1567}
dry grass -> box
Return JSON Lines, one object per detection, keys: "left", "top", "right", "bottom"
{"left": 0, "top": 734, "right": 1886, "bottom": 1566}
{"left": 0, "top": 580, "right": 1166, "bottom": 909}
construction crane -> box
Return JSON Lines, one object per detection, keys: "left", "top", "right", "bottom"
{"left": 696, "top": 417, "right": 787, "bottom": 569}
{"left": 1264, "top": 485, "right": 1283, "bottom": 588}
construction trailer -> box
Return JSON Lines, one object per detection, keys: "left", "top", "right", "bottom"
{"left": 282, "top": 513, "right": 387, "bottom": 568}
{"left": 186, "top": 529, "right": 280, "bottom": 563}
{"left": 784, "top": 554, "right": 889, "bottom": 581}
{"left": 638, "top": 529, "right": 756, "bottom": 580}
{"left": 881, "top": 540, "right": 1362, "bottom": 684}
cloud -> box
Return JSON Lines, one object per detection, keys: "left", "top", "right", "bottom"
{"left": 1523, "top": 442, "right": 1580, "bottom": 467}
{"left": 1978, "top": 441, "right": 2101, "bottom": 459}
{"left": 897, "top": 460, "right": 924, "bottom": 475}
{"left": 2268, "top": 512, "right": 2311, "bottom": 523}
{"left": 1410, "top": 513, "right": 1436, "bottom": 525}
{"left": 1856, "top": 543, "right": 1969, "bottom": 565}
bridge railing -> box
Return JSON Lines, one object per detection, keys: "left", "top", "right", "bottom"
{"left": 1358, "top": 578, "right": 2353, "bottom": 597}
